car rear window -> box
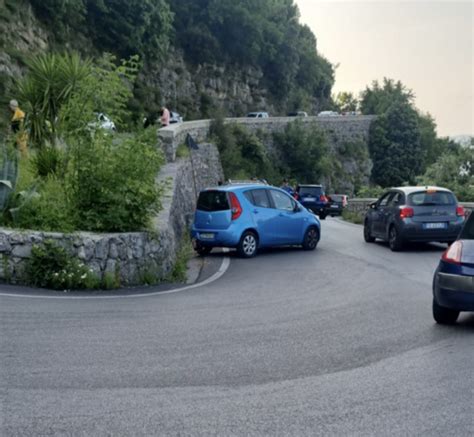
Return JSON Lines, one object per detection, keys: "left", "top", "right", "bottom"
{"left": 197, "top": 190, "right": 230, "bottom": 212}
{"left": 460, "top": 213, "right": 474, "bottom": 240}
{"left": 329, "top": 195, "right": 344, "bottom": 202}
{"left": 298, "top": 186, "right": 323, "bottom": 197}
{"left": 408, "top": 191, "right": 455, "bottom": 206}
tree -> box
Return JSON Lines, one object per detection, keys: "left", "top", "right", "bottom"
{"left": 273, "top": 120, "right": 329, "bottom": 183}
{"left": 368, "top": 100, "right": 422, "bottom": 187}
{"left": 335, "top": 92, "right": 358, "bottom": 112}
{"left": 84, "top": 0, "right": 173, "bottom": 59}
{"left": 360, "top": 78, "right": 414, "bottom": 115}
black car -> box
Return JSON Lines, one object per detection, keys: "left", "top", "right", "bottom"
{"left": 432, "top": 211, "right": 474, "bottom": 324}
{"left": 364, "top": 186, "right": 465, "bottom": 251}
{"left": 295, "top": 184, "right": 329, "bottom": 219}
{"left": 327, "top": 194, "right": 348, "bottom": 216}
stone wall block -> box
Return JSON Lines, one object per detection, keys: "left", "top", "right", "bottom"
{"left": 0, "top": 234, "right": 12, "bottom": 252}
{"left": 94, "top": 238, "right": 109, "bottom": 260}
{"left": 11, "top": 244, "right": 32, "bottom": 259}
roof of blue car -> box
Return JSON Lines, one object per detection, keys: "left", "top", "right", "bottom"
{"left": 202, "top": 184, "right": 277, "bottom": 192}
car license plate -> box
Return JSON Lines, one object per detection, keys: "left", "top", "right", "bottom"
{"left": 423, "top": 222, "right": 446, "bottom": 230}
{"left": 200, "top": 232, "right": 215, "bottom": 240}
{"left": 303, "top": 197, "right": 314, "bottom": 202}
{"left": 330, "top": 205, "right": 339, "bottom": 208}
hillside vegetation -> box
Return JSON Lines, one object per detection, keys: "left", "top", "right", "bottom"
{"left": 1, "top": 0, "right": 334, "bottom": 129}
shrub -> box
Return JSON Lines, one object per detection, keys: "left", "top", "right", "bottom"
{"left": 26, "top": 240, "right": 99, "bottom": 290}
{"left": 9, "top": 175, "right": 75, "bottom": 232}
{"left": 31, "top": 146, "right": 64, "bottom": 178}
{"left": 68, "top": 128, "right": 164, "bottom": 232}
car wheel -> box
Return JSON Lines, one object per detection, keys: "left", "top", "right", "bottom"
{"left": 302, "top": 226, "right": 319, "bottom": 251}
{"left": 432, "top": 298, "right": 459, "bottom": 324}
{"left": 195, "top": 242, "right": 212, "bottom": 256}
{"left": 364, "top": 220, "right": 376, "bottom": 243}
{"left": 237, "top": 231, "right": 258, "bottom": 258}
{"left": 388, "top": 225, "right": 403, "bottom": 252}
{"left": 319, "top": 212, "right": 327, "bottom": 220}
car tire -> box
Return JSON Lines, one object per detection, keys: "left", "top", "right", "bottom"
{"left": 364, "top": 221, "right": 376, "bottom": 243}
{"left": 388, "top": 225, "right": 403, "bottom": 252}
{"left": 319, "top": 212, "right": 327, "bottom": 220}
{"left": 302, "top": 226, "right": 319, "bottom": 251}
{"left": 237, "top": 231, "right": 258, "bottom": 258}
{"left": 195, "top": 242, "right": 212, "bottom": 257}
{"left": 432, "top": 298, "right": 459, "bottom": 325}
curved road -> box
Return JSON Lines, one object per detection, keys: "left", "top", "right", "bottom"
{"left": 1, "top": 218, "right": 473, "bottom": 436}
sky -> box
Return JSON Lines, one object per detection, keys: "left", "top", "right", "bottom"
{"left": 295, "top": 0, "right": 473, "bottom": 137}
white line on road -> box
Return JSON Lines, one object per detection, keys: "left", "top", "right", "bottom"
{"left": 0, "top": 255, "right": 231, "bottom": 300}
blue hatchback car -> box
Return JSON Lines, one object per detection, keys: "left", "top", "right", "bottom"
{"left": 433, "top": 211, "right": 474, "bottom": 324}
{"left": 191, "top": 183, "right": 321, "bottom": 257}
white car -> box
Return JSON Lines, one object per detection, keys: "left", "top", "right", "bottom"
{"left": 317, "top": 111, "right": 340, "bottom": 117}
{"left": 170, "top": 111, "right": 183, "bottom": 124}
{"left": 88, "top": 113, "right": 116, "bottom": 132}
{"left": 246, "top": 112, "right": 269, "bottom": 118}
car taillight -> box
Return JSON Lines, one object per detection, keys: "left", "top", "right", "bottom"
{"left": 229, "top": 192, "right": 242, "bottom": 220}
{"left": 320, "top": 195, "right": 328, "bottom": 203}
{"left": 456, "top": 205, "right": 465, "bottom": 217}
{"left": 441, "top": 241, "right": 463, "bottom": 264}
{"left": 399, "top": 206, "right": 414, "bottom": 219}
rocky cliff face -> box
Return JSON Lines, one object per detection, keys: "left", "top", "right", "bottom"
{"left": 0, "top": 0, "right": 50, "bottom": 130}
{"left": 0, "top": 1, "right": 328, "bottom": 130}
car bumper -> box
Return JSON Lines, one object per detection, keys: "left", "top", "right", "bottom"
{"left": 434, "top": 272, "right": 474, "bottom": 311}
{"left": 191, "top": 227, "right": 241, "bottom": 247}
{"left": 399, "top": 222, "right": 463, "bottom": 242}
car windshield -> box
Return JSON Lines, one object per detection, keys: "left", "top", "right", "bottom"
{"left": 197, "top": 191, "right": 230, "bottom": 212}
{"left": 299, "top": 187, "right": 322, "bottom": 197}
{"left": 460, "top": 213, "right": 474, "bottom": 240}
{"left": 408, "top": 191, "right": 455, "bottom": 206}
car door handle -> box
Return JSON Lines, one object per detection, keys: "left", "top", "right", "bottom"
{"left": 253, "top": 209, "right": 259, "bottom": 214}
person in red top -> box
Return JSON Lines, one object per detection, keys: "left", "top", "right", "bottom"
{"left": 160, "top": 106, "right": 170, "bottom": 127}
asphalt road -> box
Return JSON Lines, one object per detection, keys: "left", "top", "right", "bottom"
{"left": 1, "top": 218, "right": 473, "bottom": 436}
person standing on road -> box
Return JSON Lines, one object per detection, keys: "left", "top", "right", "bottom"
{"left": 9, "top": 99, "right": 28, "bottom": 156}
{"left": 160, "top": 106, "right": 170, "bottom": 127}
{"left": 281, "top": 178, "right": 294, "bottom": 195}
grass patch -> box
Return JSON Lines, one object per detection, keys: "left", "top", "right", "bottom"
{"left": 168, "top": 236, "right": 194, "bottom": 283}
{"left": 342, "top": 209, "right": 364, "bottom": 225}
{"left": 175, "top": 143, "right": 190, "bottom": 158}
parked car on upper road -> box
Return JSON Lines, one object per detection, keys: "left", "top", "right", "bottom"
{"left": 317, "top": 111, "right": 340, "bottom": 117}
{"left": 88, "top": 112, "right": 116, "bottom": 132}
{"left": 364, "top": 186, "right": 465, "bottom": 251}
{"left": 327, "top": 194, "right": 348, "bottom": 216}
{"left": 191, "top": 183, "right": 321, "bottom": 257}
{"left": 169, "top": 111, "right": 183, "bottom": 124}
{"left": 432, "top": 210, "right": 474, "bottom": 324}
{"left": 246, "top": 112, "right": 269, "bottom": 118}
{"left": 295, "top": 184, "right": 329, "bottom": 219}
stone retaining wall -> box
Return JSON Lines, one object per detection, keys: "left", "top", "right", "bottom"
{"left": 0, "top": 143, "right": 223, "bottom": 286}
{"left": 159, "top": 116, "right": 376, "bottom": 162}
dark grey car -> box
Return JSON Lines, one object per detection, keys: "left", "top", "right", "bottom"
{"left": 364, "top": 186, "right": 466, "bottom": 251}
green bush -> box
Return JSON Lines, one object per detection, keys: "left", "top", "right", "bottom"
{"left": 31, "top": 146, "right": 64, "bottom": 178}
{"left": 342, "top": 209, "right": 364, "bottom": 225}
{"left": 210, "top": 117, "right": 280, "bottom": 183}
{"left": 9, "top": 175, "right": 75, "bottom": 232}
{"left": 68, "top": 129, "right": 164, "bottom": 232}
{"left": 26, "top": 240, "right": 99, "bottom": 289}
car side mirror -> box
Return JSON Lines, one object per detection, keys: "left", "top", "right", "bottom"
{"left": 294, "top": 204, "right": 301, "bottom": 213}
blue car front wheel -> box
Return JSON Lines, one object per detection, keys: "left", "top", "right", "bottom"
{"left": 302, "top": 226, "right": 319, "bottom": 251}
